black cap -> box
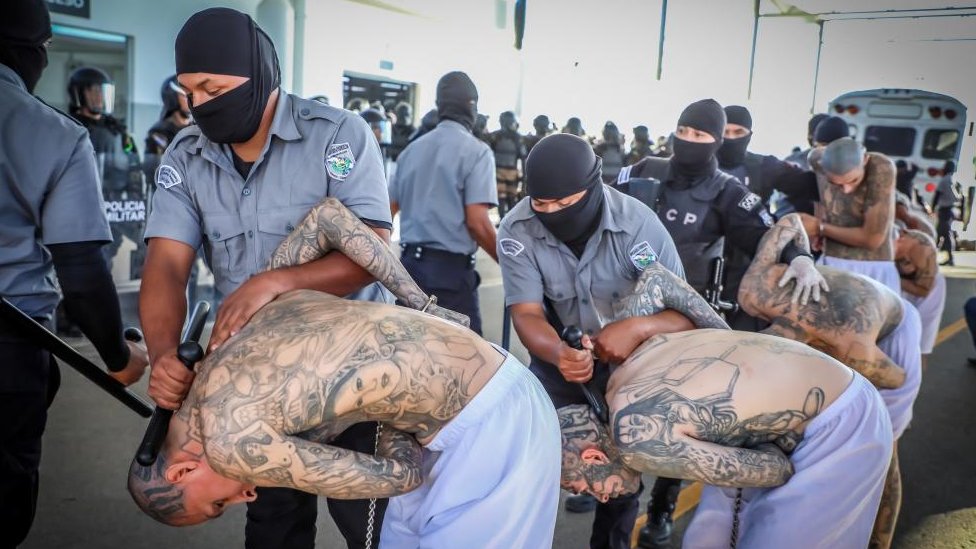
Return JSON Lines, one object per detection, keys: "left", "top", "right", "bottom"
{"left": 724, "top": 105, "right": 753, "bottom": 131}
{"left": 0, "top": 0, "right": 51, "bottom": 47}
{"left": 813, "top": 116, "right": 849, "bottom": 145}
{"left": 677, "top": 99, "right": 726, "bottom": 142}
{"left": 525, "top": 134, "right": 601, "bottom": 199}
{"left": 808, "top": 113, "right": 829, "bottom": 136}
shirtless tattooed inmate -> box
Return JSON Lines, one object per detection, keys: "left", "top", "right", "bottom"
{"left": 560, "top": 329, "right": 892, "bottom": 548}
{"left": 738, "top": 213, "right": 923, "bottom": 549}
{"left": 128, "top": 198, "right": 561, "bottom": 547}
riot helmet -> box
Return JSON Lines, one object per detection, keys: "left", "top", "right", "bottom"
{"left": 160, "top": 74, "right": 189, "bottom": 119}
{"left": 500, "top": 110, "right": 519, "bottom": 132}
{"left": 532, "top": 114, "right": 550, "bottom": 135}
{"left": 395, "top": 102, "right": 413, "bottom": 126}
{"left": 68, "top": 66, "right": 115, "bottom": 116}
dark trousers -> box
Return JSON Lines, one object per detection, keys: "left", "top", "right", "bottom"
{"left": 244, "top": 422, "right": 389, "bottom": 549}
{"left": 590, "top": 481, "right": 644, "bottom": 549}
{"left": 400, "top": 248, "right": 482, "bottom": 335}
{"left": 0, "top": 341, "right": 60, "bottom": 549}
{"left": 937, "top": 207, "right": 955, "bottom": 258}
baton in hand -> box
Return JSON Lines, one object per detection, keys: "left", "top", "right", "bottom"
{"left": 134, "top": 301, "right": 210, "bottom": 466}
{"left": 560, "top": 325, "right": 610, "bottom": 424}
{"left": 0, "top": 297, "right": 153, "bottom": 417}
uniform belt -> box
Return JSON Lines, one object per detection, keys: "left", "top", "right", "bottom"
{"left": 401, "top": 244, "right": 476, "bottom": 269}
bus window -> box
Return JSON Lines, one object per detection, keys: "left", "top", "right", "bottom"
{"left": 922, "top": 129, "right": 959, "bottom": 160}
{"left": 863, "top": 126, "right": 915, "bottom": 157}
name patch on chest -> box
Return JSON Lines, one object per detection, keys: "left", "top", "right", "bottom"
{"left": 629, "top": 241, "right": 658, "bottom": 271}
{"left": 738, "top": 192, "right": 761, "bottom": 211}
{"left": 326, "top": 142, "right": 356, "bottom": 180}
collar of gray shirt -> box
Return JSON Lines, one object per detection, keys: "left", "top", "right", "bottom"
{"left": 504, "top": 185, "right": 625, "bottom": 248}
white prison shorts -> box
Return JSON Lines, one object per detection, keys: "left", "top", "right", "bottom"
{"left": 878, "top": 299, "right": 923, "bottom": 439}
{"left": 683, "top": 374, "right": 892, "bottom": 549}
{"left": 904, "top": 272, "right": 946, "bottom": 354}
{"left": 379, "top": 349, "right": 561, "bottom": 549}
{"left": 818, "top": 255, "right": 901, "bottom": 293}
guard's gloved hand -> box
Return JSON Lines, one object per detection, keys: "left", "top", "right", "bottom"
{"left": 778, "top": 255, "right": 829, "bottom": 305}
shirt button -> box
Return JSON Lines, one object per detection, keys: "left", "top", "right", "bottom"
{"left": 612, "top": 292, "right": 620, "bottom": 299}
{"left": 286, "top": 223, "right": 294, "bottom": 232}
{"left": 247, "top": 230, "right": 254, "bottom": 238}
{"left": 581, "top": 298, "right": 589, "bottom": 305}
{"left": 212, "top": 231, "right": 220, "bottom": 238}
{"left": 242, "top": 188, "right": 251, "bottom": 196}
{"left": 556, "top": 292, "right": 563, "bottom": 299}
{"left": 300, "top": 108, "right": 309, "bottom": 116}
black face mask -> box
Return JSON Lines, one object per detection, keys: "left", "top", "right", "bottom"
{"left": 671, "top": 137, "right": 720, "bottom": 183}
{"left": 716, "top": 134, "right": 751, "bottom": 168}
{"left": 189, "top": 79, "right": 265, "bottom": 144}
{"left": 535, "top": 185, "right": 605, "bottom": 253}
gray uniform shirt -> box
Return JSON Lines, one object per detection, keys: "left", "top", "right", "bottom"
{"left": 0, "top": 64, "right": 111, "bottom": 320}
{"left": 389, "top": 120, "right": 497, "bottom": 255}
{"left": 497, "top": 185, "right": 684, "bottom": 337}
{"left": 145, "top": 92, "right": 392, "bottom": 301}
{"left": 936, "top": 175, "right": 955, "bottom": 208}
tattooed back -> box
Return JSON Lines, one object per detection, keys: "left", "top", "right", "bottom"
{"left": 607, "top": 330, "right": 853, "bottom": 452}
{"left": 740, "top": 263, "right": 903, "bottom": 350}
{"left": 189, "top": 289, "right": 503, "bottom": 446}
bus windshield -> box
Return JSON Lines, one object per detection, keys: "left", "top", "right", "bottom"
{"left": 863, "top": 126, "right": 915, "bottom": 157}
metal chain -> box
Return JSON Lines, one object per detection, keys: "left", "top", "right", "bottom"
{"left": 730, "top": 487, "right": 743, "bottom": 549}
{"left": 364, "top": 422, "right": 383, "bottom": 549}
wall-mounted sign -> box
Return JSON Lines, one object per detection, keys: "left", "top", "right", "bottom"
{"left": 47, "top": 0, "right": 90, "bottom": 19}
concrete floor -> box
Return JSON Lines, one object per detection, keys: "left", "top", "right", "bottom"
{"left": 19, "top": 251, "right": 976, "bottom": 548}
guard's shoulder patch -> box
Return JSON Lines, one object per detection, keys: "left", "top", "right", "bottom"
{"left": 629, "top": 240, "right": 658, "bottom": 271}
{"left": 326, "top": 142, "right": 355, "bottom": 181}
{"left": 499, "top": 238, "right": 525, "bottom": 257}
{"left": 156, "top": 164, "right": 183, "bottom": 189}
{"left": 759, "top": 209, "right": 775, "bottom": 227}
{"left": 738, "top": 192, "right": 762, "bottom": 211}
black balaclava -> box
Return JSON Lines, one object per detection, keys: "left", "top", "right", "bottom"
{"left": 0, "top": 0, "right": 51, "bottom": 93}
{"left": 525, "top": 134, "right": 606, "bottom": 257}
{"left": 813, "top": 115, "right": 849, "bottom": 145}
{"left": 436, "top": 71, "right": 478, "bottom": 130}
{"left": 603, "top": 122, "right": 620, "bottom": 144}
{"left": 807, "top": 113, "right": 829, "bottom": 146}
{"left": 671, "top": 98, "right": 725, "bottom": 184}
{"left": 533, "top": 114, "right": 550, "bottom": 135}
{"left": 175, "top": 8, "right": 280, "bottom": 144}
{"left": 717, "top": 105, "right": 753, "bottom": 168}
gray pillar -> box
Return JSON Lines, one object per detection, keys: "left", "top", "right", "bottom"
{"left": 292, "top": 0, "right": 306, "bottom": 96}
{"left": 257, "top": 0, "right": 295, "bottom": 91}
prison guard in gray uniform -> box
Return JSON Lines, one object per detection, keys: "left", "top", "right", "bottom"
{"left": 497, "top": 184, "right": 684, "bottom": 405}
{"left": 144, "top": 90, "right": 393, "bottom": 549}
{"left": 145, "top": 91, "right": 393, "bottom": 302}
{"left": 0, "top": 56, "right": 115, "bottom": 547}
{"left": 390, "top": 118, "right": 497, "bottom": 334}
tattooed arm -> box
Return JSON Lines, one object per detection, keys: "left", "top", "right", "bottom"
{"left": 269, "top": 197, "right": 469, "bottom": 326}
{"left": 619, "top": 436, "right": 794, "bottom": 489}
{"left": 614, "top": 262, "right": 730, "bottom": 330}
{"left": 597, "top": 262, "right": 726, "bottom": 363}
{"left": 839, "top": 341, "right": 905, "bottom": 390}
{"left": 207, "top": 421, "right": 423, "bottom": 499}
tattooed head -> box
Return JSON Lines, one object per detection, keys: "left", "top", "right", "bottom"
{"left": 127, "top": 449, "right": 256, "bottom": 526}
{"left": 558, "top": 405, "right": 641, "bottom": 503}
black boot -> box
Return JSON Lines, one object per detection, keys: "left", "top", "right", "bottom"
{"left": 637, "top": 477, "right": 681, "bottom": 549}
{"left": 564, "top": 493, "right": 598, "bottom": 513}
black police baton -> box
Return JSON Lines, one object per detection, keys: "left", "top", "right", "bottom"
{"left": 0, "top": 297, "right": 153, "bottom": 417}
{"left": 560, "top": 326, "right": 610, "bottom": 424}
{"left": 703, "top": 257, "right": 738, "bottom": 318}
{"left": 134, "top": 301, "right": 210, "bottom": 466}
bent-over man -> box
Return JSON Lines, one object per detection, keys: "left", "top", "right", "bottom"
{"left": 128, "top": 198, "right": 559, "bottom": 547}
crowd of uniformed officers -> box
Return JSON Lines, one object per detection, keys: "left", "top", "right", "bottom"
{"left": 0, "top": 2, "right": 960, "bottom": 549}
